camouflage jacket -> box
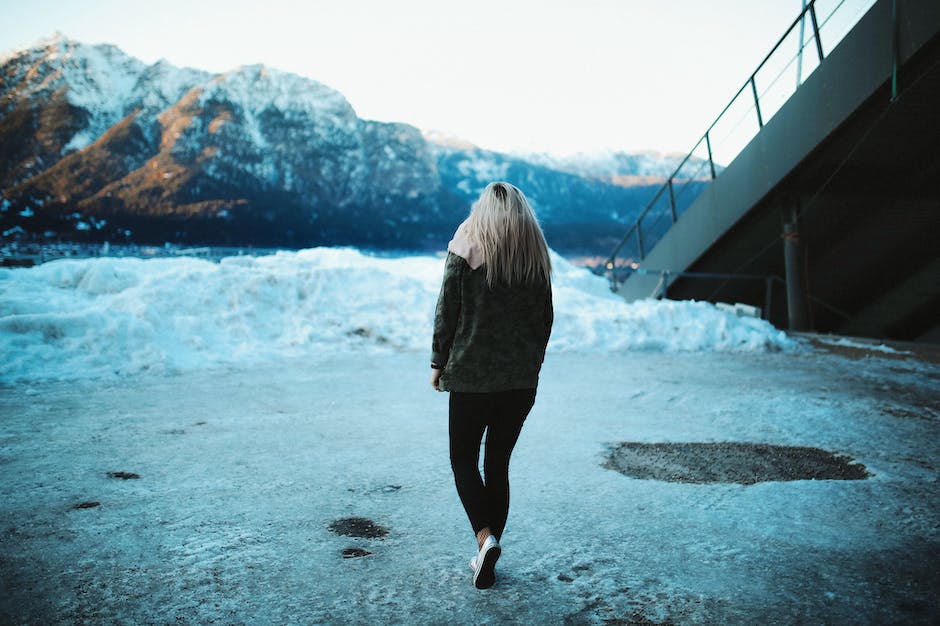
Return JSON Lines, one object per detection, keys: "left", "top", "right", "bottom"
{"left": 432, "top": 251, "right": 553, "bottom": 392}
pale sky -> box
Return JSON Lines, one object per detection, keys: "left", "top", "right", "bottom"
{"left": 0, "top": 0, "right": 846, "bottom": 155}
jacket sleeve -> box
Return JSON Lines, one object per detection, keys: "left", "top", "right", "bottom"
{"left": 431, "top": 252, "right": 464, "bottom": 367}
{"left": 544, "top": 285, "right": 554, "bottom": 346}
{"left": 541, "top": 284, "right": 554, "bottom": 362}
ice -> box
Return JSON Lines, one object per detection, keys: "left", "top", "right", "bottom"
{"left": 814, "top": 335, "right": 910, "bottom": 355}
{"left": 0, "top": 247, "right": 795, "bottom": 383}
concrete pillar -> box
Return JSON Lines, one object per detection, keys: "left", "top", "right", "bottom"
{"left": 783, "top": 220, "right": 811, "bottom": 331}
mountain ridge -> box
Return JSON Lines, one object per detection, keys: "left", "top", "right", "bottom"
{"left": 1, "top": 35, "right": 708, "bottom": 252}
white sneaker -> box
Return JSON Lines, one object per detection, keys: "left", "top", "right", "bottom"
{"left": 469, "top": 555, "right": 477, "bottom": 572}
{"left": 472, "top": 535, "right": 501, "bottom": 589}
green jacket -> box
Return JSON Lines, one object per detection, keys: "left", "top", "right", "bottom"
{"left": 432, "top": 252, "right": 553, "bottom": 392}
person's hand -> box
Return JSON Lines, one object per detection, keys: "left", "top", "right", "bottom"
{"left": 430, "top": 368, "right": 442, "bottom": 391}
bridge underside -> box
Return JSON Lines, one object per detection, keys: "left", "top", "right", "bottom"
{"left": 666, "top": 33, "right": 940, "bottom": 342}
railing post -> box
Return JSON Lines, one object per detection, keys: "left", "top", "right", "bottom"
{"left": 809, "top": 0, "right": 824, "bottom": 62}
{"left": 797, "top": 0, "right": 807, "bottom": 88}
{"left": 636, "top": 225, "right": 645, "bottom": 260}
{"left": 606, "top": 254, "right": 618, "bottom": 292}
{"left": 705, "top": 131, "right": 717, "bottom": 180}
{"left": 667, "top": 178, "right": 677, "bottom": 223}
{"left": 750, "top": 76, "right": 764, "bottom": 128}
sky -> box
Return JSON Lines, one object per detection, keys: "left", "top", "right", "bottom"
{"left": 0, "top": 0, "right": 856, "bottom": 155}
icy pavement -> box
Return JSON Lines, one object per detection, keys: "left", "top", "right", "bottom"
{"left": 1, "top": 342, "right": 938, "bottom": 625}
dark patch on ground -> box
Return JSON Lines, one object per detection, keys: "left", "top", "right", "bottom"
{"left": 328, "top": 517, "right": 388, "bottom": 539}
{"left": 604, "top": 442, "right": 870, "bottom": 484}
{"left": 869, "top": 379, "right": 940, "bottom": 416}
{"left": 106, "top": 472, "right": 140, "bottom": 479}
{"left": 346, "top": 327, "right": 389, "bottom": 344}
{"left": 341, "top": 547, "right": 373, "bottom": 558}
{"left": 797, "top": 333, "right": 940, "bottom": 364}
{"left": 881, "top": 405, "right": 936, "bottom": 421}
{"left": 72, "top": 501, "right": 100, "bottom": 509}
{"left": 604, "top": 615, "right": 674, "bottom": 626}
{"left": 162, "top": 429, "right": 186, "bottom": 435}
{"left": 346, "top": 484, "right": 402, "bottom": 495}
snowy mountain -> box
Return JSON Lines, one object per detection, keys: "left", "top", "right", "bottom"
{"left": 425, "top": 138, "right": 695, "bottom": 251}
{"left": 516, "top": 149, "right": 721, "bottom": 186}
{"left": 0, "top": 33, "right": 210, "bottom": 166}
{"left": 0, "top": 35, "right": 707, "bottom": 252}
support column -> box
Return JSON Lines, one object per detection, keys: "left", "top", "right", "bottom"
{"left": 782, "top": 218, "right": 811, "bottom": 331}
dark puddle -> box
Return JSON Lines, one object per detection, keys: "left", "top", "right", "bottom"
{"left": 107, "top": 471, "right": 140, "bottom": 479}
{"left": 328, "top": 517, "right": 388, "bottom": 539}
{"left": 341, "top": 547, "right": 373, "bottom": 559}
{"left": 346, "top": 327, "right": 389, "bottom": 344}
{"left": 604, "top": 442, "right": 870, "bottom": 484}
{"left": 72, "top": 501, "right": 100, "bottom": 509}
{"left": 347, "top": 484, "right": 402, "bottom": 495}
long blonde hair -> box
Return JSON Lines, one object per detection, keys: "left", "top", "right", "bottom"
{"left": 465, "top": 182, "right": 552, "bottom": 288}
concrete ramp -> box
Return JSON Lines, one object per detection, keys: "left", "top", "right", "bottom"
{"left": 611, "top": 0, "right": 940, "bottom": 342}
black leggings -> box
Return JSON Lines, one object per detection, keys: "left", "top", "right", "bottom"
{"left": 449, "top": 388, "right": 536, "bottom": 541}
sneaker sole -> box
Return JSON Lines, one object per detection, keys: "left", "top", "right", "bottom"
{"left": 473, "top": 544, "right": 501, "bottom": 589}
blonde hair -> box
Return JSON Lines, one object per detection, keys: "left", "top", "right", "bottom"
{"left": 465, "top": 182, "right": 552, "bottom": 288}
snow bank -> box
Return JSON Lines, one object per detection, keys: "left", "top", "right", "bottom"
{"left": 0, "top": 248, "right": 795, "bottom": 382}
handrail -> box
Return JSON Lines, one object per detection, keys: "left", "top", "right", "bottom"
{"left": 606, "top": 0, "right": 873, "bottom": 281}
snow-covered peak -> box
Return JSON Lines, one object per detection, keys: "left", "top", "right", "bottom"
{"left": 2, "top": 34, "right": 160, "bottom": 150}
{"left": 2, "top": 36, "right": 361, "bottom": 153}
{"left": 203, "top": 64, "right": 357, "bottom": 125}
{"left": 0, "top": 30, "right": 67, "bottom": 65}
{"left": 130, "top": 58, "right": 210, "bottom": 117}
{"left": 2, "top": 33, "right": 142, "bottom": 99}
{"left": 422, "top": 129, "right": 481, "bottom": 152}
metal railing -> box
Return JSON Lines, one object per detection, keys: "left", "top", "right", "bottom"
{"left": 606, "top": 0, "right": 877, "bottom": 289}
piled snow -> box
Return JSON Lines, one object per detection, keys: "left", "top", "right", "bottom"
{"left": 0, "top": 248, "right": 795, "bottom": 382}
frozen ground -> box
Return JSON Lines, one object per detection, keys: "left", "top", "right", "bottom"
{"left": 1, "top": 342, "right": 939, "bottom": 625}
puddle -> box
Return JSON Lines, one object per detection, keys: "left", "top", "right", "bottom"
{"left": 107, "top": 471, "right": 140, "bottom": 479}
{"left": 328, "top": 517, "right": 388, "bottom": 539}
{"left": 341, "top": 547, "right": 373, "bottom": 558}
{"left": 604, "top": 442, "right": 870, "bottom": 484}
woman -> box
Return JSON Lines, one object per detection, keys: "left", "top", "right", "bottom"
{"left": 430, "top": 181, "right": 553, "bottom": 590}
